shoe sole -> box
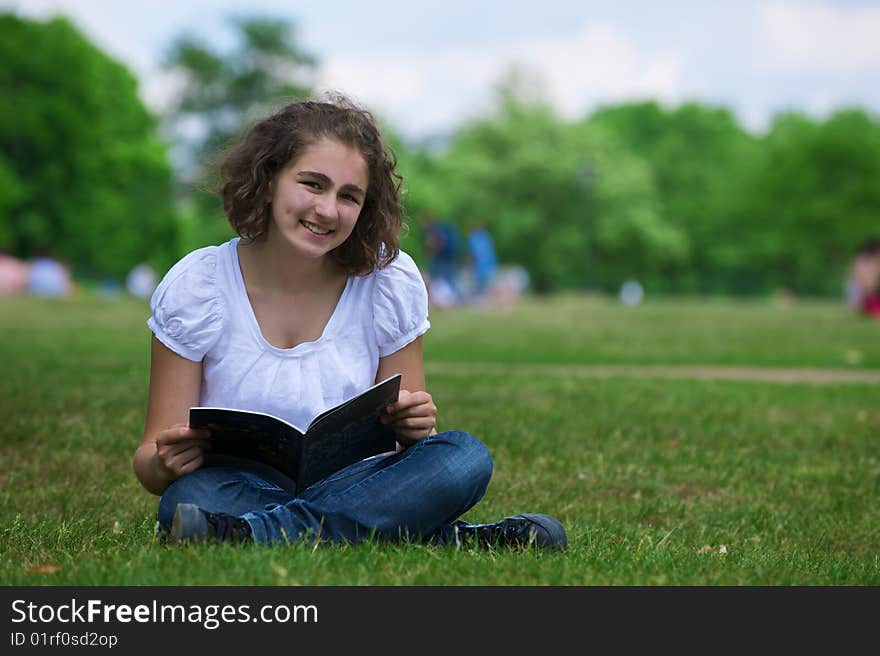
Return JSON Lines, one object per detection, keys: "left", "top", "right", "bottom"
{"left": 170, "top": 503, "right": 208, "bottom": 544}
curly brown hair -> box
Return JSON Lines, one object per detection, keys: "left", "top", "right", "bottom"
{"left": 217, "top": 94, "right": 404, "bottom": 275}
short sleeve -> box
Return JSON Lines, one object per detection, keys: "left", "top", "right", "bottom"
{"left": 373, "top": 250, "right": 431, "bottom": 357}
{"left": 147, "top": 247, "right": 224, "bottom": 362}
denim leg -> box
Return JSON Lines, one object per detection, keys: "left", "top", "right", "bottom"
{"left": 157, "top": 466, "right": 294, "bottom": 534}
{"left": 242, "top": 430, "right": 493, "bottom": 545}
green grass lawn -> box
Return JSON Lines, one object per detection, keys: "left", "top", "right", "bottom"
{"left": 1, "top": 293, "right": 878, "bottom": 585}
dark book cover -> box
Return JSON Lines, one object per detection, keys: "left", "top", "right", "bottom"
{"left": 189, "top": 374, "right": 401, "bottom": 494}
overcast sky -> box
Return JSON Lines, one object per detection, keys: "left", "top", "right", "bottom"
{"left": 5, "top": 0, "right": 880, "bottom": 139}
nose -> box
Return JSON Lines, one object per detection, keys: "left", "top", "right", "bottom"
{"left": 314, "top": 193, "right": 338, "bottom": 219}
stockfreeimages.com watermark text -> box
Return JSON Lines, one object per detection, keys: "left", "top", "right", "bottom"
{"left": 10, "top": 598, "right": 318, "bottom": 631}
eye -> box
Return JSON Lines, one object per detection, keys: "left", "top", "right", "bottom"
{"left": 340, "top": 192, "right": 361, "bottom": 205}
{"left": 300, "top": 180, "right": 321, "bottom": 190}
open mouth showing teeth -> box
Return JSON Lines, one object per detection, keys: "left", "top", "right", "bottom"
{"left": 301, "top": 221, "right": 332, "bottom": 236}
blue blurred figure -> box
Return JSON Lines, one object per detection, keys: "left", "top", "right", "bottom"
{"left": 126, "top": 263, "right": 158, "bottom": 299}
{"left": 27, "top": 254, "right": 72, "bottom": 297}
{"left": 467, "top": 223, "right": 498, "bottom": 301}
{"left": 423, "top": 213, "right": 462, "bottom": 306}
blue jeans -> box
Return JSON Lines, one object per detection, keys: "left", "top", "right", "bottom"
{"left": 157, "top": 430, "right": 493, "bottom": 545}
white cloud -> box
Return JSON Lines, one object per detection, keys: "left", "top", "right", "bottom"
{"left": 518, "top": 23, "right": 685, "bottom": 118}
{"left": 316, "top": 47, "right": 503, "bottom": 138}
{"left": 11, "top": 1, "right": 876, "bottom": 139}
{"left": 141, "top": 69, "right": 189, "bottom": 114}
{"left": 738, "top": 102, "right": 774, "bottom": 134}
{"left": 12, "top": 0, "right": 157, "bottom": 72}
{"left": 317, "top": 21, "right": 685, "bottom": 138}
{"left": 762, "top": 1, "right": 880, "bottom": 71}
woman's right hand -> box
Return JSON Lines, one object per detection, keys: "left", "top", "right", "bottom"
{"left": 154, "top": 422, "right": 211, "bottom": 478}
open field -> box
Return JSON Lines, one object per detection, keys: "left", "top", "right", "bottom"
{"left": 1, "top": 294, "right": 878, "bottom": 585}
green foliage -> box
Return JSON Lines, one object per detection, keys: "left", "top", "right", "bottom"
{"left": 174, "top": 195, "right": 236, "bottom": 261}
{"left": 397, "top": 95, "right": 880, "bottom": 296}
{"left": 164, "top": 16, "right": 316, "bottom": 175}
{"left": 4, "top": 12, "right": 878, "bottom": 294}
{"left": 0, "top": 14, "right": 177, "bottom": 278}
{"left": 739, "top": 110, "right": 880, "bottom": 294}
{"left": 382, "top": 126, "right": 432, "bottom": 268}
{"left": 401, "top": 88, "right": 683, "bottom": 292}
{"left": 587, "top": 101, "right": 763, "bottom": 293}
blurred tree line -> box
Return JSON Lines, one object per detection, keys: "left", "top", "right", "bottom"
{"left": 0, "top": 14, "right": 175, "bottom": 279}
{"left": 2, "top": 13, "right": 879, "bottom": 295}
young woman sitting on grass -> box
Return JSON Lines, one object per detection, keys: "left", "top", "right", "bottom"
{"left": 132, "top": 94, "right": 566, "bottom": 550}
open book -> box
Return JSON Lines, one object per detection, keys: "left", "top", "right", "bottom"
{"left": 189, "top": 374, "right": 401, "bottom": 495}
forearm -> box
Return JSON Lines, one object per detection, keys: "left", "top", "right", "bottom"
{"left": 138, "top": 337, "right": 205, "bottom": 496}
{"left": 132, "top": 442, "right": 176, "bottom": 496}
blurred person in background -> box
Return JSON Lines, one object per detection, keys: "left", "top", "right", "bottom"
{"left": 423, "top": 212, "right": 462, "bottom": 307}
{"left": 466, "top": 221, "right": 498, "bottom": 303}
{"left": 126, "top": 263, "right": 159, "bottom": 300}
{"left": 27, "top": 250, "right": 73, "bottom": 298}
{"left": 0, "top": 252, "right": 29, "bottom": 296}
{"left": 846, "top": 237, "right": 880, "bottom": 318}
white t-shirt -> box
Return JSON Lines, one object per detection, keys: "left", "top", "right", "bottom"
{"left": 147, "top": 237, "right": 430, "bottom": 431}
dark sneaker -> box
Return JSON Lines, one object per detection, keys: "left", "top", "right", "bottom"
{"left": 170, "top": 503, "right": 253, "bottom": 544}
{"left": 453, "top": 513, "right": 567, "bottom": 550}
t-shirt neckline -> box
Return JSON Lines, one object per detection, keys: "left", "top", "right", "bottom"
{"left": 229, "top": 237, "right": 352, "bottom": 356}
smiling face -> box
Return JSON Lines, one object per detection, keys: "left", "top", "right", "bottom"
{"left": 267, "top": 137, "right": 369, "bottom": 262}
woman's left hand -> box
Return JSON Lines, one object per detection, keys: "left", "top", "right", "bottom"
{"left": 381, "top": 389, "right": 437, "bottom": 445}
